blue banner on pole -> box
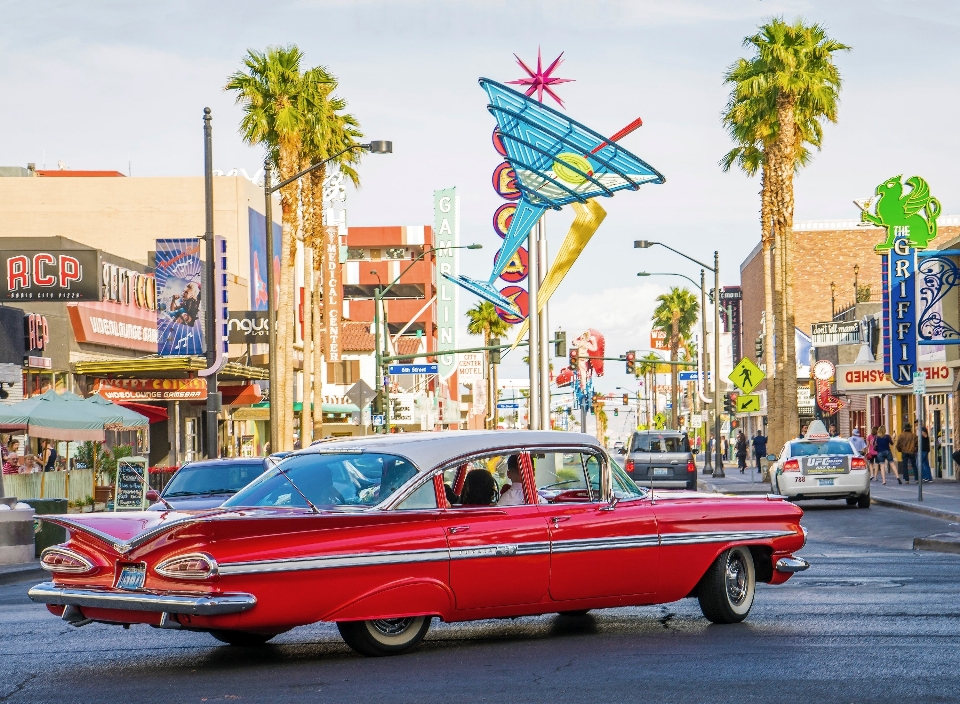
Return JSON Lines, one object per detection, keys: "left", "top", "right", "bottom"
{"left": 156, "top": 239, "right": 205, "bottom": 356}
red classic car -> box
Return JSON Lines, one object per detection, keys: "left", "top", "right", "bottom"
{"left": 29, "top": 431, "right": 808, "bottom": 656}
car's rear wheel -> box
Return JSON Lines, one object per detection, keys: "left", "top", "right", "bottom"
{"left": 209, "top": 630, "right": 277, "bottom": 647}
{"left": 337, "top": 616, "right": 431, "bottom": 657}
{"left": 698, "top": 546, "right": 756, "bottom": 624}
{"left": 857, "top": 493, "right": 871, "bottom": 509}
{"left": 845, "top": 497, "right": 858, "bottom": 506}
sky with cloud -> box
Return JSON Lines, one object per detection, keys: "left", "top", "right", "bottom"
{"left": 3, "top": 0, "right": 959, "bottom": 398}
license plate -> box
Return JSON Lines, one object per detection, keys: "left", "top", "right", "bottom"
{"left": 817, "top": 478, "right": 835, "bottom": 487}
{"left": 116, "top": 564, "right": 146, "bottom": 591}
{"left": 653, "top": 468, "right": 670, "bottom": 476}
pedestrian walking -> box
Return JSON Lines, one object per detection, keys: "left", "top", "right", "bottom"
{"left": 866, "top": 426, "right": 880, "bottom": 480}
{"left": 752, "top": 429, "right": 768, "bottom": 474}
{"left": 895, "top": 424, "right": 919, "bottom": 483}
{"left": 920, "top": 426, "right": 934, "bottom": 483}
{"left": 849, "top": 427, "right": 867, "bottom": 456}
{"left": 874, "top": 426, "right": 895, "bottom": 484}
{"left": 735, "top": 431, "right": 748, "bottom": 472}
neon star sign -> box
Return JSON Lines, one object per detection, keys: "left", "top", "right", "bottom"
{"left": 507, "top": 48, "right": 573, "bottom": 108}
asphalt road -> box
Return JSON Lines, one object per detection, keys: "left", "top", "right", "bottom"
{"left": 2, "top": 503, "right": 958, "bottom": 704}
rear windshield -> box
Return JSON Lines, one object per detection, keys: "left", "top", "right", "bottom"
{"left": 790, "top": 440, "right": 855, "bottom": 456}
{"left": 223, "top": 452, "right": 418, "bottom": 509}
{"left": 631, "top": 434, "right": 691, "bottom": 453}
{"left": 163, "top": 462, "right": 267, "bottom": 498}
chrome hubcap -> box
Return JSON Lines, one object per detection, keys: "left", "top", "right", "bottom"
{"left": 370, "top": 618, "right": 414, "bottom": 636}
{"left": 725, "top": 553, "right": 748, "bottom": 606}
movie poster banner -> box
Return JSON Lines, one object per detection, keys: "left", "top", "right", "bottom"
{"left": 155, "top": 239, "right": 204, "bottom": 356}
{"left": 247, "top": 207, "right": 282, "bottom": 311}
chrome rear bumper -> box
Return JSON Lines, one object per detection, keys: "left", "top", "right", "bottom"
{"left": 28, "top": 581, "right": 256, "bottom": 615}
{"left": 775, "top": 557, "right": 810, "bottom": 573}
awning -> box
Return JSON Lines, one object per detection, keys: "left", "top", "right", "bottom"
{"left": 74, "top": 356, "right": 268, "bottom": 380}
{"left": 220, "top": 384, "right": 263, "bottom": 406}
{"left": 293, "top": 402, "right": 361, "bottom": 414}
{"left": 115, "top": 401, "right": 169, "bottom": 424}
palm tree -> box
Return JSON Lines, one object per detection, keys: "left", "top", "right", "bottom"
{"left": 720, "top": 18, "right": 848, "bottom": 449}
{"left": 226, "top": 45, "right": 323, "bottom": 450}
{"left": 299, "top": 66, "right": 363, "bottom": 445}
{"left": 637, "top": 352, "right": 664, "bottom": 428}
{"left": 653, "top": 287, "right": 699, "bottom": 429}
{"left": 466, "top": 302, "right": 509, "bottom": 429}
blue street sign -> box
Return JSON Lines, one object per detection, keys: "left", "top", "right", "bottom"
{"left": 678, "top": 371, "right": 712, "bottom": 382}
{"left": 497, "top": 402, "right": 519, "bottom": 409}
{"left": 372, "top": 414, "right": 385, "bottom": 426}
{"left": 665, "top": 402, "right": 673, "bottom": 409}
{"left": 388, "top": 363, "right": 439, "bottom": 375}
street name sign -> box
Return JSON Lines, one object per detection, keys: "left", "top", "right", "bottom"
{"left": 678, "top": 371, "right": 712, "bottom": 382}
{"left": 729, "top": 357, "right": 764, "bottom": 394}
{"left": 388, "top": 364, "right": 439, "bottom": 375}
{"left": 497, "top": 402, "right": 519, "bottom": 409}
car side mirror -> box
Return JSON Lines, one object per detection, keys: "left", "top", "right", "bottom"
{"left": 146, "top": 489, "right": 160, "bottom": 502}
{"left": 600, "top": 495, "right": 620, "bottom": 512}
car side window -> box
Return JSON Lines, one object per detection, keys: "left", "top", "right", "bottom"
{"left": 395, "top": 478, "right": 438, "bottom": 510}
{"left": 534, "top": 451, "right": 600, "bottom": 503}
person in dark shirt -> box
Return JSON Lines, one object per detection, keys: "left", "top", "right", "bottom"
{"left": 752, "top": 430, "right": 768, "bottom": 473}
{"left": 873, "top": 426, "right": 895, "bottom": 484}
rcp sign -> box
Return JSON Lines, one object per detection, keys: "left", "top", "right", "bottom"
{"left": 2, "top": 250, "right": 100, "bottom": 301}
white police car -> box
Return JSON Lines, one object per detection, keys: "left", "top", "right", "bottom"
{"left": 770, "top": 420, "right": 870, "bottom": 508}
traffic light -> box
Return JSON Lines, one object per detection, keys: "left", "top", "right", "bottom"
{"left": 625, "top": 350, "right": 636, "bottom": 375}
{"left": 622, "top": 393, "right": 629, "bottom": 405}
{"left": 755, "top": 335, "right": 764, "bottom": 360}
{"left": 569, "top": 347, "right": 578, "bottom": 369}
{"left": 490, "top": 337, "right": 501, "bottom": 365}
{"left": 723, "top": 392, "right": 738, "bottom": 415}
{"left": 614, "top": 408, "right": 619, "bottom": 416}
{"left": 554, "top": 330, "right": 566, "bottom": 358}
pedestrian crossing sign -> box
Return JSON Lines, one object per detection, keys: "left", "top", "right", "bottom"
{"left": 735, "top": 394, "right": 761, "bottom": 413}
{"left": 729, "top": 357, "right": 764, "bottom": 394}
{"left": 654, "top": 412, "right": 667, "bottom": 430}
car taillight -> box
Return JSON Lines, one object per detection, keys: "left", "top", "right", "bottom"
{"left": 155, "top": 553, "right": 218, "bottom": 580}
{"left": 687, "top": 460, "right": 696, "bottom": 473}
{"left": 625, "top": 459, "right": 634, "bottom": 474}
{"left": 783, "top": 459, "right": 800, "bottom": 472}
{"left": 40, "top": 547, "right": 96, "bottom": 574}
{"left": 851, "top": 457, "right": 866, "bottom": 469}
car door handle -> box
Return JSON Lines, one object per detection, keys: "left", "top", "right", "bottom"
{"left": 551, "top": 516, "right": 570, "bottom": 524}
{"left": 447, "top": 526, "right": 470, "bottom": 534}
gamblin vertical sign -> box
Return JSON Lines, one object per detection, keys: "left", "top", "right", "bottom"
{"left": 434, "top": 188, "right": 459, "bottom": 380}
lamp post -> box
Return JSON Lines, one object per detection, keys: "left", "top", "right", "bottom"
{"left": 635, "top": 241, "right": 724, "bottom": 478}
{"left": 853, "top": 263, "right": 860, "bottom": 303}
{"left": 830, "top": 281, "right": 836, "bottom": 318}
{"left": 201, "top": 108, "right": 220, "bottom": 459}
{"left": 372, "top": 243, "right": 482, "bottom": 433}
{"left": 262, "top": 141, "right": 392, "bottom": 450}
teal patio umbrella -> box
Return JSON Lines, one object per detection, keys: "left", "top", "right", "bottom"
{"left": 85, "top": 395, "right": 149, "bottom": 429}
{"left": 0, "top": 390, "right": 107, "bottom": 441}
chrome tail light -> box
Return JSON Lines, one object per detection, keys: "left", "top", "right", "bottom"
{"left": 41, "top": 547, "right": 96, "bottom": 574}
{"left": 155, "top": 553, "right": 218, "bottom": 580}
{"left": 783, "top": 459, "right": 800, "bottom": 472}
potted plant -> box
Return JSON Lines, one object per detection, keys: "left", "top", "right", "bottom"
{"left": 81, "top": 495, "right": 95, "bottom": 513}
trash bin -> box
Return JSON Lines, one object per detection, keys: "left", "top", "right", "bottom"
{"left": 22, "top": 498, "right": 68, "bottom": 557}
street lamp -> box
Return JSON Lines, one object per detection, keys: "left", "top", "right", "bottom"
{"left": 373, "top": 243, "right": 482, "bottom": 433}
{"left": 637, "top": 271, "right": 701, "bottom": 291}
{"left": 262, "top": 141, "right": 392, "bottom": 451}
{"left": 635, "top": 240, "right": 724, "bottom": 477}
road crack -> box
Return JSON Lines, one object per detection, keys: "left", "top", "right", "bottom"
{"left": 0, "top": 673, "right": 37, "bottom": 702}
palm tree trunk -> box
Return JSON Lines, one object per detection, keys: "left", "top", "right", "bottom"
{"left": 760, "top": 167, "right": 778, "bottom": 447}
{"left": 301, "top": 239, "right": 314, "bottom": 446}
{"left": 670, "top": 313, "right": 680, "bottom": 429}
{"left": 276, "top": 141, "right": 300, "bottom": 451}
{"left": 777, "top": 94, "right": 800, "bottom": 447}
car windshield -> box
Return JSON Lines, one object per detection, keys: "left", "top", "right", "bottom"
{"left": 607, "top": 455, "right": 646, "bottom": 499}
{"left": 162, "top": 461, "right": 267, "bottom": 497}
{"left": 631, "top": 434, "right": 690, "bottom": 453}
{"left": 790, "top": 440, "right": 855, "bottom": 457}
{"left": 222, "top": 452, "right": 418, "bottom": 509}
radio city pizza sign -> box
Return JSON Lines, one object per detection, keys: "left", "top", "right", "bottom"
{"left": 3, "top": 250, "right": 100, "bottom": 301}
{"left": 836, "top": 362, "right": 952, "bottom": 392}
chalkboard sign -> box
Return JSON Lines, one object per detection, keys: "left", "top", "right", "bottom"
{"left": 113, "top": 457, "right": 149, "bottom": 511}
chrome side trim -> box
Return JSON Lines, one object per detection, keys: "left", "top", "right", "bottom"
{"left": 551, "top": 535, "right": 660, "bottom": 553}
{"left": 775, "top": 557, "right": 810, "bottom": 573}
{"left": 28, "top": 582, "right": 256, "bottom": 615}
{"left": 659, "top": 529, "right": 793, "bottom": 546}
{"left": 218, "top": 547, "right": 450, "bottom": 576}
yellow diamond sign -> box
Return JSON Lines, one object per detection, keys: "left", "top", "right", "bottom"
{"left": 729, "top": 357, "right": 765, "bottom": 394}
{"left": 735, "top": 394, "right": 761, "bottom": 413}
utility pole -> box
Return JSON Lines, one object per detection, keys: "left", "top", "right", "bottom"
{"left": 713, "top": 250, "right": 725, "bottom": 478}
{"left": 538, "top": 221, "right": 550, "bottom": 429}
{"left": 527, "top": 220, "right": 540, "bottom": 430}
{"left": 202, "top": 108, "right": 220, "bottom": 458}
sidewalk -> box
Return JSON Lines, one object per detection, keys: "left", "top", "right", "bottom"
{"left": 0, "top": 560, "right": 43, "bottom": 586}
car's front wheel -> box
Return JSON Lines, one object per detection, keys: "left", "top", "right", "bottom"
{"left": 337, "top": 616, "right": 432, "bottom": 657}
{"left": 698, "top": 546, "right": 756, "bottom": 624}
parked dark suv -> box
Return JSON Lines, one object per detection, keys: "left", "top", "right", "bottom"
{"left": 148, "top": 457, "right": 270, "bottom": 510}
{"left": 624, "top": 430, "right": 696, "bottom": 490}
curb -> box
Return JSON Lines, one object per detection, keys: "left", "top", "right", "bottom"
{"left": 0, "top": 562, "right": 44, "bottom": 586}
{"left": 870, "top": 496, "right": 960, "bottom": 523}
{"left": 913, "top": 533, "right": 960, "bottom": 555}
{"left": 697, "top": 479, "right": 769, "bottom": 496}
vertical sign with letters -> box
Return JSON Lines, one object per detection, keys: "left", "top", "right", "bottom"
{"left": 434, "top": 188, "right": 459, "bottom": 380}
{"left": 321, "top": 225, "right": 343, "bottom": 362}
{"left": 884, "top": 229, "right": 917, "bottom": 386}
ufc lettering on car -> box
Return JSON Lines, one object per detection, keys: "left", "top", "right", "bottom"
{"left": 882, "top": 230, "right": 917, "bottom": 387}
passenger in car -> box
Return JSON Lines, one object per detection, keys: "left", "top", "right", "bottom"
{"left": 497, "top": 455, "right": 524, "bottom": 506}
{"left": 460, "top": 469, "right": 496, "bottom": 506}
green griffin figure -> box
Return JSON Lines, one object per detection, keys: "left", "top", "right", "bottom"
{"left": 864, "top": 175, "right": 941, "bottom": 252}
